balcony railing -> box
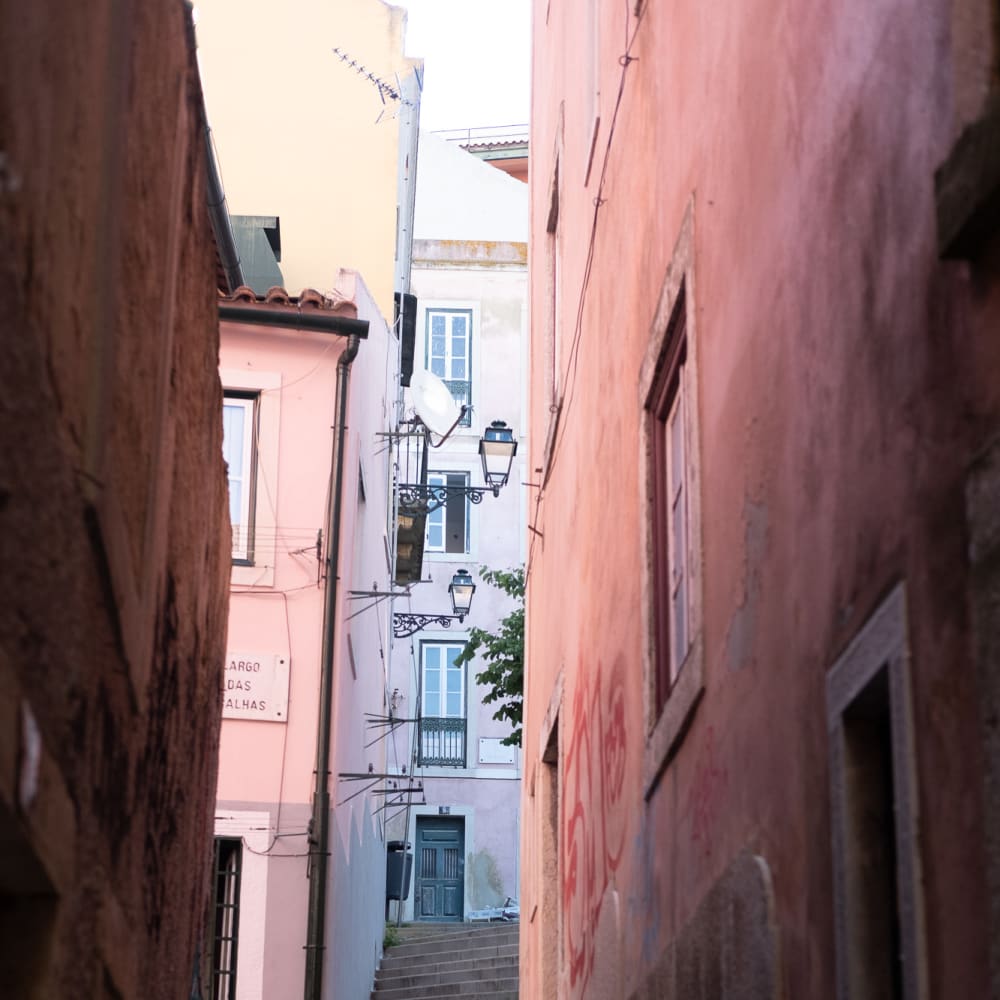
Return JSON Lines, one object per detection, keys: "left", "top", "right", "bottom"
{"left": 442, "top": 380, "right": 472, "bottom": 427}
{"left": 418, "top": 717, "right": 467, "bottom": 767}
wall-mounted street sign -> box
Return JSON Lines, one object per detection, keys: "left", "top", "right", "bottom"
{"left": 222, "top": 651, "right": 290, "bottom": 722}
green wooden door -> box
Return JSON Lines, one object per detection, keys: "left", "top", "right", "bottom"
{"left": 415, "top": 816, "right": 465, "bottom": 922}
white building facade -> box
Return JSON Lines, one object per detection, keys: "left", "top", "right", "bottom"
{"left": 386, "top": 132, "right": 529, "bottom": 923}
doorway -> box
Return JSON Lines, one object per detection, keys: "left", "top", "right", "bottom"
{"left": 415, "top": 816, "right": 465, "bottom": 922}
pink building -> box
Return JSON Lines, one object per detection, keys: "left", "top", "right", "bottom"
{"left": 521, "top": 1, "right": 1000, "bottom": 998}
{"left": 213, "top": 274, "right": 395, "bottom": 999}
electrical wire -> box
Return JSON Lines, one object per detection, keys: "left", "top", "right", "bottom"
{"left": 527, "top": 0, "right": 647, "bottom": 581}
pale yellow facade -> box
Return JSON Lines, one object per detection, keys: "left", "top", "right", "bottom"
{"left": 196, "top": 0, "right": 418, "bottom": 318}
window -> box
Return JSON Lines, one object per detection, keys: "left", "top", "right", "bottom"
{"left": 419, "top": 642, "right": 467, "bottom": 766}
{"left": 219, "top": 368, "right": 279, "bottom": 587}
{"left": 210, "top": 837, "right": 243, "bottom": 1000}
{"left": 223, "top": 393, "right": 258, "bottom": 563}
{"left": 584, "top": 0, "right": 601, "bottom": 184}
{"left": 542, "top": 155, "right": 562, "bottom": 477}
{"left": 425, "top": 471, "right": 471, "bottom": 555}
{"left": 426, "top": 308, "right": 472, "bottom": 427}
{"left": 649, "top": 324, "right": 689, "bottom": 710}
{"left": 827, "top": 584, "right": 925, "bottom": 1000}
{"left": 639, "top": 200, "right": 702, "bottom": 794}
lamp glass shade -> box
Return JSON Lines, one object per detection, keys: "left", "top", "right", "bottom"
{"left": 449, "top": 569, "right": 476, "bottom": 616}
{"left": 479, "top": 420, "right": 518, "bottom": 491}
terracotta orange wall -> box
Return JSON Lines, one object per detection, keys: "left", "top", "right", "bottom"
{"left": 522, "top": 0, "right": 1000, "bottom": 997}
{"left": 0, "top": 2, "right": 231, "bottom": 997}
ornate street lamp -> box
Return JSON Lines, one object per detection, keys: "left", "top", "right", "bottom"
{"left": 447, "top": 568, "right": 476, "bottom": 617}
{"left": 392, "top": 569, "right": 478, "bottom": 639}
{"left": 479, "top": 420, "right": 518, "bottom": 494}
{"left": 396, "top": 420, "right": 518, "bottom": 514}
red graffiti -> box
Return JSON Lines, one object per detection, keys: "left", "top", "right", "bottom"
{"left": 562, "top": 656, "right": 629, "bottom": 992}
{"left": 684, "top": 725, "right": 728, "bottom": 859}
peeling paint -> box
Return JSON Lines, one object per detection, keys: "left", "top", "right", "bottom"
{"left": 467, "top": 848, "right": 506, "bottom": 908}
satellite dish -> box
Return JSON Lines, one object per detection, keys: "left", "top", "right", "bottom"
{"left": 410, "top": 368, "right": 461, "bottom": 438}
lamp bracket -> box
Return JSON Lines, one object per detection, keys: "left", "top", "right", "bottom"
{"left": 397, "top": 482, "right": 491, "bottom": 515}
{"left": 392, "top": 612, "right": 466, "bottom": 639}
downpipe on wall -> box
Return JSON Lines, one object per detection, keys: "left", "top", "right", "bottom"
{"left": 304, "top": 334, "right": 361, "bottom": 1000}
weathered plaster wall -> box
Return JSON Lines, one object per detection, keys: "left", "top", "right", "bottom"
{"left": 195, "top": 0, "right": 418, "bottom": 319}
{"left": 0, "top": 2, "right": 230, "bottom": 997}
{"left": 414, "top": 132, "right": 530, "bottom": 243}
{"left": 523, "top": 0, "right": 1000, "bottom": 997}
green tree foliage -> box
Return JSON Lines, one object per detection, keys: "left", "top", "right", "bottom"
{"left": 454, "top": 566, "right": 524, "bottom": 747}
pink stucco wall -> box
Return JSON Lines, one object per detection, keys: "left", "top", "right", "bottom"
{"left": 218, "top": 324, "right": 344, "bottom": 806}
{"left": 522, "top": 1, "right": 1000, "bottom": 998}
{"left": 217, "top": 274, "right": 395, "bottom": 998}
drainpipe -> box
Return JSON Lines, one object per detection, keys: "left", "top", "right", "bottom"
{"left": 204, "top": 125, "right": 244, "bottom": 293}
{"left": 184, "top": 0, "right": 245, "bottom": 294}
{"left": 304, "top": 334, "right": 362, "bottom": 1000}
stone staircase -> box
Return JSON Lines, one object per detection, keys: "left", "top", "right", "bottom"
{"left": 372, "top": 921, "right": 519, "bottom": 999}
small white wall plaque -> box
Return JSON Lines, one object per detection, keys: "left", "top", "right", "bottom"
{"left": 222, "top": 651, "right": 289, "bottom": 722}
{"left": 478, "top": 737, "right": 517, "bottom": 765}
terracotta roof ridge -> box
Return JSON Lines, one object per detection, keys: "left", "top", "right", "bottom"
{"left": 220, "top": 285, "right": 357, "bottom": 315}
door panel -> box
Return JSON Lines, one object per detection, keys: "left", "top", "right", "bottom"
{"left": 415, "top": 817, "right": 465, "bottom": 922}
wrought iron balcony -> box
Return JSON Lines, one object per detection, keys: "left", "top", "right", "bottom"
{"left": 442, "top": 380, "right": 472, "bottom": 426}
{"left": 418, "top": 717, "right": 467, "bottom": 768}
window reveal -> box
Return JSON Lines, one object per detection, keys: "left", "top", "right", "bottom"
{"left": 648, "top": 304, "right": 690, "bottom": 714}
{"left": 426, "top": 309, "right": 473, "bottom": 426}
{"left": 425, "top": 471, "right": 471, "bottom": 554}
{"left": 419, "top": 642, "right": 467, "bottom": 766}
{"left": 210, "top": 837, "right": 243, "bottom": 1000}
{"left": 222, "top": 392, "right": 258, "bottom": 563}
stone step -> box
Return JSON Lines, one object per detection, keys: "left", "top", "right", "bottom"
{"left": 393, "top": 921, "right": 519, "bottom": 940}
{"left": 372, "top": 975, "right": 519, "bottom": 999}
{"left": 380, "top": 943, "right": 518, "bottom": 976}
{"left": 376, "top": 952, "right": 519, "bottom": 989}
{"left": 384, "top": 936, "right": 518, "bottom": 962}
{"left": 373, "top": 921, "right": 519, "bottom": 999}
{"left": 385, "top": 927, "right": 518, "bottom": 960}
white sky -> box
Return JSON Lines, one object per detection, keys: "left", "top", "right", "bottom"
{"left": 392, "top": 0, "right": 531, "bottom": 132}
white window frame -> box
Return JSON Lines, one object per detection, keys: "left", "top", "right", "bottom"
{"left": 420, "top": 641, "right": 467, "bottom": 721}
{"left": 419, "top": 640, "right": 468, "bottom": 769}
{"left": 213, "top": 810, "right": 270, "bottom": 1000}
{"left": 424, "top": 470, "right": 472, "bottom": 556}
{"left": 421, "top": 303, "right": 477, "bottom": 432}
{"left": 220, "top": 368, "right": 281, "bottom": 587}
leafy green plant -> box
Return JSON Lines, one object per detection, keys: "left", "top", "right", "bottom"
{"left": 383, "top": 924, "right": 401, "bottom": 950}
{"left": 454, "top": 567, "right": 524, "bottom": 747}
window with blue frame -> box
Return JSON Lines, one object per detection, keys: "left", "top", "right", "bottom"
{"left": 425, "top": 471, "right": 471, "bottom": 555}
{"left": 426, "top": 308, "right": 473, "bottom": 426}
{"left": 419, "top": 641, "right": 467, "bottom": 767}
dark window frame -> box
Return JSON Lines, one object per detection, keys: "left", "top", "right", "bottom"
{"left": 222, "top": 389, "right": 260, "bottom": 567}
{"left": 210, "top": 836, "right": 243, "bottom": 1000}
{"left": 647, "top": 300, "right": 688, "bottom": 714}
